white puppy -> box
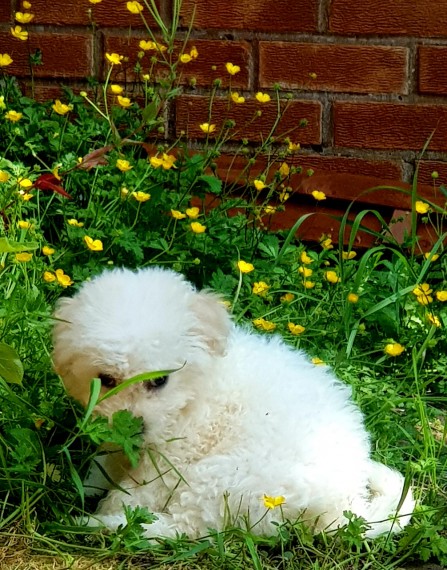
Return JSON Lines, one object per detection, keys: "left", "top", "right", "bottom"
{"left": 52, "top": 267, "right": 414, "bottom": 539}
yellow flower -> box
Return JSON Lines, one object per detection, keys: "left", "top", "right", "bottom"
{"left": 298, "top": 266, "right": 313, "bottom": 278}
{"left": 171, "top": 209, "right": 186, "bottom": 219}
{"left": 117, "top": 96, "right": 132, "bottom": 108}
{"left": 132, "top": 191, "right": 151, "bottom": 202}
{"left": 263, "top": 205, "right": 276, "bottom": 214}
{"left": 199, "top": 122, "right": 216, "bottom": 134}
{"left": 325, "top": 270, "right": 340, "bottom": 284}
{"left": 186, "top": 207, "right": 200, "bottom": 219}
{"left": 263, "top": 495, "right": 285, "bottom": 509}
{"left": 180, "top": 53, "right": 192, "bottom": 63}
{"left": 253, "top": 179, "right": 265, "bottom": 191}
{"left": 252, "top": 281, "right": 270, "bottom": 296}
{"left": 0, "top": 171, "right": 10, "bottom": 182}
{"left": 255, "top": 92, "right": 271, "bottom": 103}
{"left": 225, "top": 62, "right": 240, "bottom": 75}
{"left": 106, "top": 52, "right": 123, "bottom": 65}
{"left": 279, "top": 189, "right": 290, "bottom": 202}
{"left": 280, "top": 293, "right": 295, "bottom": 303}
{"left": 413, "top": 283, "right": 433, "bottom": 305}
{"left": 288, "top": 141, "right": 300, "bottom": 152}
{"left": 89, "top": 0, "right": 102, "bottom": 3}
{"left": 23, "top": 1, "right": 32, "bottom": 8}
{"left": 231, "top": 92, "right": 245, "bottom": 104}
{"left": 288, "top": 323, "right": 305, "bottom": 335}
{"left": 15, "top": 12, "right": 34, "bottom": 24}
{"left": 142, "top": 74, "right": 150, "bottom": 81}
{"left": 139, "top": 40, "right": 157, "bottom": 50}
{"left": 42, "top": 246, "right": 55, "bottom": 256}
{"left": 436, "top": 290, "right": 447, "bottom": 302}
{"left": 278, "top": 162, "right": 290, "bottom": 177}
{"left": 67, "top": 219, "right": 84, "bottom": 227}
{"left": 312, "top": 190, "right": 326, "bottom": 201}
{"left": 15, "top": 252, "right": 33, "bottom": 262}
{"left": 11, "top": 26, "right": 28, "bottom": 41}
{"left": 237, "top": 260, "right": 254, "bottom": 274}
{"left": 5, "top": 110, "right": 23, "bottom": 122}
{"left": 116, "top": 159, "right": 133, "bottom": 172}
{"left": 189, "top": 46, "right": 198, "bottom": 59}
{"left": 384, "top": 343, "right": 405, "bottom": 357}
{"left": 84, "top": 236, "right": 103, "bottom": 252}
{"left": 43, "top": 271, "right": 56, "bottom": 282}
{"left": 311, "top": 357, "right": 325, "bottom": 365}
{"left": 0, "top": 96, "right": 5, "bottom": 109}
{"left": 17, "top": 178, "right": 32, "bottom": 188}
{"left": 303, "top": 280, "right": 315, "bottom": 289}
{"left": 191, "top": 221, "right": 206, "bottom": 234}
{"left": 160, "top": 153, "right": 176, "bottom": 170}
{"left": 110, "top": 84, "right": 124, "bottom": 95}
{"left": 342, "top": 251, "right": 357, "bottom": 260}
{"left": 300, "top": 251, "right": 313, "bottom": 264}
{"left": 120, "top": 187, "right": 129, "bottom": 198}
{"left": 126, "top": 1, "right": 143, "bottom": 13}
{"left": 55, "top": 269, "right": 73, "bottom": 287}
{"left": 320, "top": 237, "right": 333, "bottom": 250}
{"left": 415, "top": 201, "right": 429, "bottom": 214}
{"left": 52, "top": 100, "right": 72, "bottom": 115}
{"left": 18, "top": 190, "right": 33, "bottom": 201}
{"left": 253, "top": 318, "right": 276, "bottom": 332}
{"left": 347, "top": 292, "right": 359, "bottom": 303}
{"left": 17, "top": 220, "right": 33, "bottom": 230}
{"left": 424, "top": 252, "right": 439, "bottom": 262}
{"left": 427, "top": 313, "right": 441, "bottom": 328}
{"left": 309, "top": 72, "right": 318, "bottom": 79}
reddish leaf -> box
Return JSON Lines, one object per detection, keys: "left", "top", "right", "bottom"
{"left": 33, "top": 174, "right": 72, "bottom": 199}
{"left": 78, "top": 146, "right": 113, "bottom": 170}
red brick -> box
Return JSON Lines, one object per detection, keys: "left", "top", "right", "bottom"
{"left": 0, "top": 1, "right": 11, "bottom": 21}
{"left": 181, "top": 0, "right": 318, "bottom": 32}
{"left": 19, "top": 0, "right": 158, "bottom": 27}
{"left": 417, "top": 161, "right": 447, "bottom": 185}
{"left": 334, "top": 102, "right": 447, "bottom": 151}
{"left": 0, "top": 31, "right": 93, "bottom": 78}
{"left": 175, "top": 95, "right": 321, "bottom": 144}
{"left": 103, "top": 35, "right": 251, "bottom": 88}
{"left": 330, "top": 0, "right": 447, "bottom": 37}
{"left": 259, "top": 42, "right": 408, "bottom": 94}
{"left": 418, "top": 46, "right": 447, "bottom": 95}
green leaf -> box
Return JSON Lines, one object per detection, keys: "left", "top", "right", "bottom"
{"left": 142, "top": 100, "right": 159, "bottom": 125}
{"left": 0, "top": 237, "right": 39, "bottom": 253}
{"left": 197, "top": 174, "right": 222, "bottom": 194}
{"left": 0, "top": 342, "right": 24, "bottom": 385}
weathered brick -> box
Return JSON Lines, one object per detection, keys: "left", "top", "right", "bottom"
{"left": 417, "top": 161, "right": 447, "bottom": 185}
{"left": 259, "top": 42, "right": 408, "bottom": 94}
{"left": 418, "top": 46, "right": 447, "bottom": 95}
{"left": 103, "top": 35, "right": 251, "bottom": 88}
{"left": 334, "top": 102, "right": 447, "bottom": 151}
{"left": 0, "top": 1, "right": 11, "bottom": 21}
{"left": 330, "top": 0, "right": 447, "bottom": 37}
{"left": 181, "top": 0, "right": 318, "bottom": 32}
{"left": 175, "top": 95, "right": 321, "bottom": 144}
{"left": 0, "top": 31, "right": 93, "bottom": 78}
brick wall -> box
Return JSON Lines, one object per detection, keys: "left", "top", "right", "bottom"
{"left": 1, "top": 0, "right": 447, "bottom": 247}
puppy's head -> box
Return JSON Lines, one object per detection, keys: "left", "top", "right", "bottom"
{"left": 52, "top": 267, "right": 231, "bottom": 420}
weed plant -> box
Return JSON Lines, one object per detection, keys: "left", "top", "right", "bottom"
{"left": 0, "top": 1, "right": 446, "bottom": 568}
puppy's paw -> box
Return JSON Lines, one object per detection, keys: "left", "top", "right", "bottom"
{"left": 75, "top": 513, "right": 128, "bottom": 531}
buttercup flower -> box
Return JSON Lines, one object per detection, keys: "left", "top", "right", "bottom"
{"left": 288, "top": 141, "right": 300, "bottom": 152}
{"left": 320, "top": 236, "right": 333, "bottom": 250}
{"left": 19, "top": 190, "right": 33, "bottom": 201}
{"left": 117, "top": 96, "right": 132, "bottom": 108}
{"left": 199, "top": 122, "right": 216, "bottom": 134}
{"left": 116, "top": 159, "right": 133, "bottom": 172}
{"left": 11, "top": 26, "right": 28, "bottom": 40}
{"left": 67, "top": 219, "right": 84, "bottom": 227}
{"left": 191, "top": 221, "right": 206, "bottom": 234}
{"left": 342, "top": 251, "right": 357, "bottom": 260}
{"left": 263, "top": 495, "right": 285, "bottom": 509}
{"left": 237, "top": 260, "right": 254, "bottom": 274}
{"left": 384, "top": 343, "right": 405, "bottom": 357}
{"left": 106, "top": 52, "right": 124, "bottom": 65}
{"left": 18, "top": 177, "right": 32, "bottom": 188}
{"left": 186, "top": 207, "right": 200, "bottom": 219}
{"left": 0, "top": 96, "right": 5, "bottom": 109}
{"left": 253, "top": 318, "right": 276, "bottom": 332}
{"left": 43, "top": 271, "right": 56, "bottom": 282}
{"left": 413, "top": 283, "right": 433, "bottom": 305}
{"left": 15, "top": 252, "right": 33, "bottom": 262}
{"left": 160, "top": 153, "right": 176, "bottom": 170}
{"left": 252, "top": 281, "right": 270, "bottom": 296}
{"left": 52, "top": 100, "right": 72, "bottom": 115}
{"left": 255, "top": 92, "right": 271, "bottom": 103}
{"left": 298, "top": 266, "right": 313, "bottom": 278}
{"left": 415, "top": 201, "right": 429, "bottom": 214}
{"left": 436, "top": 290, "right": 447, "bottom": 302}
{"left": 23, "top": 1, "right": 32, "bottom": 8}
{"left": 0, "top": 171, "right": 10, "bottom": 182}
{"left": 325, "top": 270, "right": 340, "bottom": 284}
{"left": 42, "top": 246, "right": 55, "bottom": 256}
{"left": 263, "top": 205, "right": 276, "bottom": 214}
{"left": 171, "top": 209, "right": 186, "bottom": 219}
{"left": 5, "top": 110, "right": 22, "bottom": 122}
{"left": 288, "top": 323, "right": 305, "bottom": 335}
{"left": 427, "top": 313, "right": 441, "bottom": 328}
{"left": 55, "top": 269, "right": 73, "bottom": 287}
{"left": 225, "top": 62, "right": 240, "bottom": 75}
{"left": 17, "top": 220, "right": 33, "bottom": 230}
{"left": 110, "top": 84, "right": 124, "bottom": 95}
{"left": 347, "top": 292, "right": 359, "bottom": 303}
{"left": 253, "top": 179, "right": 265, "bottom": 191}
{"left": 126, "top": 1, "right": 143, "bottom": 13}
{"left": 280, "top": 293, "right": 295, "bottom": 303}
{"left": 300, "top": 251, "right": 313, "bottom": 264}
{"left": 311, "top": 357, "right": 325, "bottom": 365}
{"left": 303, "top": 280, "right": 315, "bottom": 289}
{"left": 424, "top": 252, "right": 439, "bottom": 262}
{"left": 132, "top": 191, "right": 151, "bottom": 202}
{"left": 84, "top": 236, "right": 104, "bottom": 251}
{"left": 89, "top": 0, "right": 102, "bottom": 3}
{"left": 312, "top": 190, "right": 326, "bottom": 201}
{"left": 231, "top": 92, "right": 245, "bottom": 104}
{"left": 278, "top": 162, "right": 290, "bottom": 177}
{"left": 15, "top": 12, "right": 34, "bottom": 24}
{"left": 279, "top": 189, "right": 290, "bottom": 202}
{"left": 139, "top": 40, "right": 156, "bottom": 50}
{"left": 189, "top": 46, "right": 198, "bottom": 59}
{"left": 180, "top": 53, "right": 192, "bottom": 63}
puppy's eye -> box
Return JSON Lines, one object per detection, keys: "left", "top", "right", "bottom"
{"left": 144, "top": 375, "right": 168, "bottom": 390}
{"left": 98, "top": 373, "right": 116, "bottom": 388}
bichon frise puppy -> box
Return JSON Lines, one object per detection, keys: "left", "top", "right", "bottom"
{"left": 52, "top": 266, "right": 414, "bottom": 539}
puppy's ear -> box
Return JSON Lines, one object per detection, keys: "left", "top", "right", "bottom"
{"left": 189, "top": 291, "right": 231, "bottom": 356}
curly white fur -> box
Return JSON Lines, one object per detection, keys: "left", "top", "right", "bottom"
{"left": 52, "top": 267, "right": 414, "bottom": 539}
